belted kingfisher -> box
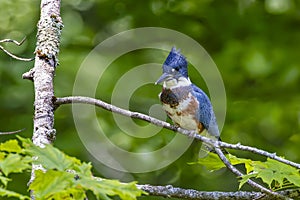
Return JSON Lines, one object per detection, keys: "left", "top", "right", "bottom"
{"left": 156, "top": 47, "right": 220, "bottom": 149}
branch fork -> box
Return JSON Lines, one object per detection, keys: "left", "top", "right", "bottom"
{"left": 55, "top": 96, "right": 300, "bottom": 199}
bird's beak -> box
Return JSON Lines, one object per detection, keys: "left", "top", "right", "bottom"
{"left": 155, "top": 73, "right": 170, "bottom": 85}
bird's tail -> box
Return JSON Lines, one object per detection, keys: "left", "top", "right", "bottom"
{"left": 198, "top": 131, "right": 228, "bottom": 158}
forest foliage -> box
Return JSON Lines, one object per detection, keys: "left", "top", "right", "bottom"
{"left": 0, "top": 0, "right": 299, "bottom": 199}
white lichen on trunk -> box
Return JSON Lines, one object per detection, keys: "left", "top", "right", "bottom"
{"left": 32, "top": 0, "right": 62, "bottom": 147}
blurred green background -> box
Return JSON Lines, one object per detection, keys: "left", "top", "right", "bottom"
{"left": 0, "top": 0, "right": 300, "bottom": 199}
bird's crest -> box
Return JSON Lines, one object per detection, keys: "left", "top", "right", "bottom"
{"left": 163, "top": 47, "right": 188, "bottom": 77}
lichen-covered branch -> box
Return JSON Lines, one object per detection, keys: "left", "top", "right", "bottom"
{"left": 28, "top": 0, "right": 63, "bottom": 148}
{"left": 138, "top": 184, "right": 300, "bottom": 200}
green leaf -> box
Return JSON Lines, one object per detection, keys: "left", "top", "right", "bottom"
{"left": 193, "top": 152, "right": 225, "bottom": 171}
{"left": 0, "top": 152, "right": 6, "bottom": 160}
{"left": 286, "top": 174, "right": 300, "bottom": 187}
{"left": 76, "top": 162, "right": 93, "bottom": 177}
{"left": 30, "top": 170, "right": 75, "bottom": 199}
{"left": 0, "top": 154, "right": 31, "bottom": 176}
{"left": 18, "top": 136, "right": 32, "bottom": 148}
{"left": 0, "top": 140, "right": 22, "bottom": 153}
{"left": 26, "top": 144, "right": 74, "bottom": 171}
{"left": 227, "top": 154, "right": 253, "bottom": 170}
{"left": 46, "top": 187, "right": 86, "bottom": 200}
{"left": 262, "top": 158, "right": 300, "bottom": 188}
{"left": 193, "top": 153, "right": 252, "bottom": 172}
{"left": 18, "top": 137, "right": 145, "bottom": 199}
{"left": 0, "top": 187, "right": 30, "bottom": 200}
{"left": 77, "top": 176, "right": 145, "bottom": 200}
{"left": 256, "top": 167, "right": 275, "bottom": 187}
{"left": 239, "top": 173, "right": 257, "bottom": 189}
{"left": 98, "top": 179, "right": 144, "bottom": 200}
{"left": 20, "top": 136, "right": 82, "bottom": 171}
{"left": 0, "top": 174, "right": 11, "bottom": 186}
{"left": 240, "top": 158, "right": 300, "bottom": 189}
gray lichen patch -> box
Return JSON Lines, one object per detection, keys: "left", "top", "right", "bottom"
{"left": 35, "top": 14, "right": 63, "bottom": 67}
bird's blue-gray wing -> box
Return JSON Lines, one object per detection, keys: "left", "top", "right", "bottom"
{"left": 191, "top": 84, "right": 220, "bottom": 137}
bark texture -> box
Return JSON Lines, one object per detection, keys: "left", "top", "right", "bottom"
{"left": 32, "top": 0, "right": 62, "bottom": 147}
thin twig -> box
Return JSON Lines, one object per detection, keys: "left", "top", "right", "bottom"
{"left": 0, "top": 38, "right": 34, "bottom": 61}
{"left": 218, "top": 142, "right": 300, "bottom": 169}
{"left": 54, "top": 96, "right": 300, "bottom": 170}
{"left": 0, "top": 38, "right": 27, "bottom": 45}
{"left": 0, "top": 128, "right": 25, "bottom": 135}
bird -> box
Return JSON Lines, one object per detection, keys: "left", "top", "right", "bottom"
{"left": 155, "top": 47, "right": 220, "bottom": 156}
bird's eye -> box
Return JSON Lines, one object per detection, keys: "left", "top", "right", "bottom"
{"left": 174, "top": 67, "right": 180, "bottom": 71}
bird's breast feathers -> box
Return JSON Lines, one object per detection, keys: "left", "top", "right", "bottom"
{"left": 159, "top": 86, "right": 204, "bottom": 133}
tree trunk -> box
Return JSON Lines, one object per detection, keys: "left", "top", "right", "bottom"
{"left": 25, "top": 0, "right": 63, "bottom": 198}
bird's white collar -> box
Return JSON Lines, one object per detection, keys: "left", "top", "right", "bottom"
{"left": 163, "top": 77, "right": 191, "bottom": 89}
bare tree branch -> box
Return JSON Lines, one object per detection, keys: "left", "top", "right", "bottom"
{"left": 217, "top": 142, "right": 300, "bottom": 169}
{"left": 54, "top": 96, "right": 300, "bottom": 170}
{"left": 0, "top": 38, "right": 34, "bottom": 61}
{"left": 0, "top": 38, "right": 26, "bottom": 45}
{"left": 137, "top": 184, "right": 300, "bottom": 200}
{"left": 0, "top": 128, "right": 25, "bottom": 135}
